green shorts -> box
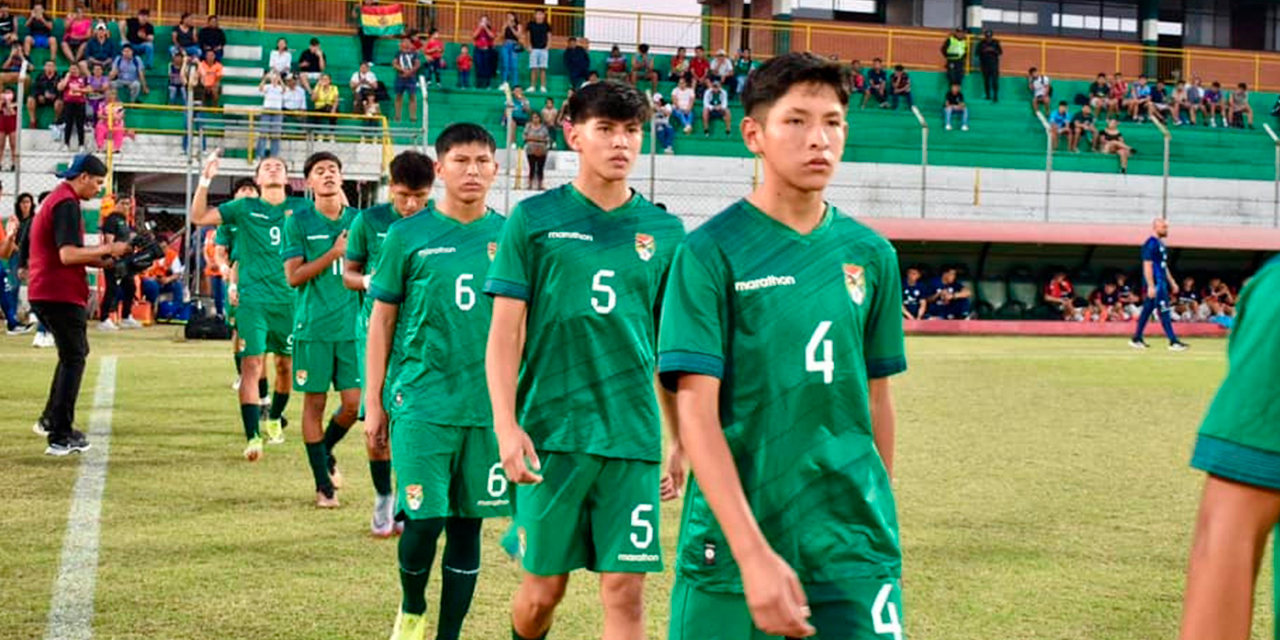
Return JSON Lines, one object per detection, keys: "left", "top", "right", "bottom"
{"left": 226, "top": 303, "right": 237, "bottom": 328}
{"left": 354, "top": 317, "right": 368, "bottom": 417}
{"left": 669, "top": 576, "right": 905, "bottom": 640}
{"left": 515, "top": 452, "right": 662, "bottom": 576}
{"left": 292, "top": 339, "right": 360, "bottom": 393}
{"left": 391, "top": 420, "right": 511, "bottom": 520}
{"left": 236, "top": 301, "right": 293, "bottom": 357}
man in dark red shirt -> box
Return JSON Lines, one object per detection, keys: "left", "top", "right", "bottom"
{"left": 28, "top": 154, "right": 128, "bottom": 455}
{"left": 689, "top": 45, "right": 710, "bottom": 91}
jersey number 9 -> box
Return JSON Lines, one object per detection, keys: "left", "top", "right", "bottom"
{"left": 270, "top": 226, "right": 282, "bottom": 246}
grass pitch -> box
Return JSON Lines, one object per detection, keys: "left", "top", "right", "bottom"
{"left": 0, "top": 330, "right": 1269, "bottom": 639}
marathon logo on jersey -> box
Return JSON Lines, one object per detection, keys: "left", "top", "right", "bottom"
{"left": 635, "top": 233, "right": 655, "bottom": 262}
{"left": 417, "top": 247, "right": 457, "bottom": 257}
{"left": 734, "top": 275, "right": 796, "bottom": 292}
{"left": 844, "top": 264, "right": 866, "bottom": 305}
{"left": 617, "top": 552, "right": 660, "bottom": 563}
{"left": 405, "top": 484, "right": 423, "bottom": 511}
{"left": 547, "top": 231, "right": 594, "bottom": 242}
{"left": 295, "top": 369, "right": 308, "bottom": 386}
{"left": 487, "top": 242, "right": 497, "bottom": 262}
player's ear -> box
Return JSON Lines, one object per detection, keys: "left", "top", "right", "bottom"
{"left": 741, "top": 115, "right": 764, "bottom": 156}
{"left": 565, "top": 122, "right": 582, "bottom": 152}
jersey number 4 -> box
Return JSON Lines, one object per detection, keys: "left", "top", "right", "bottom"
{"left": 805, "top": 321, "right": 834, "bottom": 384}
{"left": 871, "top": 583, "right": 903, "bottom": 640}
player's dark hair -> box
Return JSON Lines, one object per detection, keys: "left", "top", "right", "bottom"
{"left": 567, "top": 80, "right": 651, "bottom": 125}
{"left": 232, "top": 177, "right": 259, "bottom": 195}
{"left": 389, "top": 150, "right": 436, "bottom": 190}
{"left": 741, "top": 52, "right": 849, "bottom": 118}
{"left": 435, "top": 123, "right": 496, "bottom": 157}
{"left": 303, "top": 151, "right": 343, "bottom": 178}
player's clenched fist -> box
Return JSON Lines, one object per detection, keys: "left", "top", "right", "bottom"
{"left": 741, "top": 547, "right": 816, "bottom": 638}
{"left": 496, "top": 424, "right": 542, "bottom": 484}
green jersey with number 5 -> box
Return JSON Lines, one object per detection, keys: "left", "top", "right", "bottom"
{"left": 216, "top": 196, "right": 309, "bottom": 305}
{"left": 368, "top": 205, "right": 504, "bottom": 427}
{"left": 281, "top": 204, "right": 359, "bottom": 341}
{"left": 484, "top": 184, "right": 685, "bottom": 462}
{"left": 657, "top": 200, "right": 907, "bottom": 601}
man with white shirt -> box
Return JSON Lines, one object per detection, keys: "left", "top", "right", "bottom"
{"left": 282, "top": 73, "right": 308, "bottom": 129}
{"left": 350, "top": 61, "right": 380, "bottom": 114}
{"left": 1029, "top": 67, "right": 1051, "bottom": 116}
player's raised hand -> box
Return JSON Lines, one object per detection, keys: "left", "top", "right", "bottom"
{"left": 660, "top": 446, "right": 686, "bottom": 501}
{"left": 201, "top": 149, "right": 221, "bottom": 182}
{"left": 496, "top": 425, "right": 542, "bottom": 484}
{"left": 331, "top": 230, "right": 349, "bottom": 257}
{"left": 364, "top": 405, "right": 389, "bottom": 452}
{"left": 740, "top": 547, "right": 816, "bottom": 637}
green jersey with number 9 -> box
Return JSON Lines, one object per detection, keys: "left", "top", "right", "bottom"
{"left": 215, "top": 196, "right": 309, "bottom": 305}
{"left": 369, "top": 204, "right": 504, "bottom": 427}
{"left": 657, "top": 200, "right": 907, "bottom": 601}
{"left": 281, "top": 204, "right": 359, "bottom": 341}
{"left": 484, "top": 184, "right": 686, "bottom": 462}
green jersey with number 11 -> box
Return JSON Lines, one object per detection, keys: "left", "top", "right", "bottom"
{"left": 484, "top": 184, "right": 685, "bottom": 462}
{"left": 216, "top": 196, "right": 309, "bottom": 305}
{"left": 281, "top": 205, "right": 359, "bottom": 341}
{"left": 657, "top": 200, "right": 907, "bottom": 601}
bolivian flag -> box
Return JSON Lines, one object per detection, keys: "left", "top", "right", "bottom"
{"left": 361, "top": 4, "right": 404, "bottom": 36}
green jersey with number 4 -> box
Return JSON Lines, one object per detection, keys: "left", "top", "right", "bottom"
{"left": 346, "top": 203, "right": 401, "bottom": 322}
{"left": 281, "top": 205, "right": 359, "bottom": 341}
{"left": 216, "top": 196, "right": 309, "bottom": 305}
{"left": 657, "top": 200, "right": 907, "bottom": 601}
{"left": 369, "top": 205, "right": 504, "bottom": 427}
{"left": 484, "top": 184, "right": 685, "bottom": 462}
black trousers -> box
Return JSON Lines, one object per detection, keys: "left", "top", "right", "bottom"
{"left": 63, "top": 102, "right": 85, "bottom": 147}
{"left": 99, "top": 271, "right": 136, "bottom": 320}
{"left": 31, "top": 301, "right": 89, "bottom": 439}
{"left": 982, "top": 61, "right": 1000, "bottom": 99}
{"left": 360, "top": 33, "right": 377, "bottom": 64}
{"left": 527, "top": 152, "right": 546, "bottom": 184}
{"left": 946, "top": 59, "right": 965, "bottom": 86}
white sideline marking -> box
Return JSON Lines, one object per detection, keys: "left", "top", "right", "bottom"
{"left": 44, "top": 356, "right": 117, "bottom": 640}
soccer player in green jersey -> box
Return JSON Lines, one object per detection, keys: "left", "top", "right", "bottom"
{"left": 216, "top": 179, "right": 267, "bottom": 400}
{"left": 658, "top": 53, "right": 907, "bottom": 640}
{"left": 1180, "top": 259, "right": 1280, "bottom": 640}
{"left": 366, "top": 124, "right": 507, "bottom": 640}
{"left": 281, "top": 151, "right": 362, "bottom": 509}
{"left": 484, "top": 81, "right": 687, "bottom": 640}
{"left": 192, "top": 154, "right": 306, "bottom": 462}
{"left": 342, "top": 149, "right": 434, "bottom": 536}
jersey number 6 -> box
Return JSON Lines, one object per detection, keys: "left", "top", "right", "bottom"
{"left": 456, "top": 274, "right": 476, "bottom": 311}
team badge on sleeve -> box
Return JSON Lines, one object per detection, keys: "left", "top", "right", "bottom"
{"left": 405, "top": 484, "right": 423, "bottom": 511}
{"left": 635, "top": 233, "right": 655, "bottom": 262}
{"left": 844, "top": 264, "right": 865, "bottom": 305}
{"left": 295, "top": 369, "right": 308, "bottom": 385}
{"left": 488, "top": 242, "right": 497, "bottom": 262}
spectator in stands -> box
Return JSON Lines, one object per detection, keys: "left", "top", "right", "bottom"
{"left": 1181, "top": 78, "right": 1205, "bottom": 126}
{"left": 504, "top": 84, "right": 530, "bottom": 126}
{"left": 110, "top": 45, "right": 147, "bottom": 103}
{"left": 27, "top": 60, "right": 60, "bottom": 128}
{"left": 1203, "top": 277, "right": 1235, "bottom": 318}
{"left": 564, "top": 36, "right": 590, "bottom": 89}
{"left": 59, "top": 64, "right": 89, "bottom": 152}
{"left": 141, "top": 236, "right": 185, "bottom": 308}
{"left": 1090, "top": 281, "right": 1124, "bottom": 322}
{"left": 422, "top": 29, "right": 444, "bottom": 88}
{"left": 167, "top": 50, "right": 189, "bottom": 105}
{"left": 1049, "top": 101, "right": 1071, "bottom": 149}
{"left": 523, "top": 111, "right": 549, "bottom": 190}
{"left": 198, "top": 14, "right": 224, "bottom": 62}
{"left": 671, "top": 76, "right": 695, "bottom": 134}
{"left": 583, "top": 70, "right": 599, "bottom": 86}
{"left": 23, "top": 3, "right": 57, "bottom": 61}
{"left": 689, "top": 45, "right": 710, "bottom": 91}
{"left": 61, "top": 5, "right": 92, "bottom": 67}
{"left": 392, "top": 35, "right": 421, "bottom": 122}
{"left": 941, "top": 26, "right": 967, "bottom": 86}
{"left": 732, "top": 48, "right": 757, "bottom": 97}
{"left": 865, "top": 57, "right": 887, "bottom": 108}
{"left": 298, "top": 38, "right": 325, "bottom": 85}
{"left": 1115, "top": 272, "right": 1140, "bottom": 318}
{"left": 1230, "top": 82, "right": 1255, "bottom": 129}
{"left": 0, "top": 89, "right": 17, "bottom": 171}
{"left": 1203, "top": 81, "right": 1224, "bottom": 127}
{"left": 605, "top": 45, "right": 627, "bottom": 82}
{"left": 97, "top": 197, "right": 136, "bottom": 329}
{"left": 977, "top": 29, "right": 1002, "bottom": 102}
{"left": 349, "top": 60, "right": 379, "bottom": 111}
{"left": 171, "top": 12, "right": 201, "bottom": 60}
{"left": 282, "top": 73, "right": 307, "bottom": 122}
{"left": 310, "top": 73, "right": 339, "bottom": 140}
{"left": 943, "top": 82, "right": 968, "bottom": 132}
{"left": 0, "top": 4, "right": 18, "bottom": 56}
{"left": 197, "top": 48, "right": 223, "bottom": 108}
{"left": 927, "top": 267, "right": 972, "bottom": 319}
{"left": 1070, "top": 104, "right": 1097, "bottom": 152}
{"left": 710, "top": 48, "right": 733, "bottom": 89}
{"left": 1044, "top": 271, "right": 1080, "bottom": 321}
{"left": 1170, "top": 80, "right": 1191, "bottom": 125}
{"left": 472, "top": 15, "right": 496, "bottom": 89}
{"left": 539, "top": 97, "right": 558, "bottom": 145}
{"left": 1174, "top": 276, "right": 1204, "bottom": 321}
{"left": 498, "top": 11, "right": 522, "bottom": 88}
{"left": 255, "top": 71, "right": 285, "bottom": 158}
{"left": 848, "top": 59, "right": 866, "bottom": 101}
{"left": 1088, "top": 73, "right": 1109, "bottom": 112}
{"left": 455, "top": 44, "right": 472, "bottom": 88}
{"left": 1126, "top": 74, "right": 1151, "bottom": 122}
{"left": 889, "top": 64, "right": 912, "bottom": 110}
{"left": 1106, "top": 72, "right": 1127, "bottom": 120}
{"left": 84, "top": 23, "right": 117, "bottom": 74}
{"left": 1098, "top": 118, "right": 1132, "bottom": 174}
{"left": 356, "top": 0, "right": 379, "bottom": 65}
{"left": 631, "top": 43, "right": 659, "bottom": 93}
{"left": 652, "top": 92, "right": 674, "bottom": 154}
{"left": 901, "top": 267, "right": 928, "bottom": 320}
{"left": 268, "top": 37, "right": 292, "bottom": 77}
{"left": 1028, "top": 67, "right": 1051, "bottom": 116}
{"left": 526, "top": 9, "right": 550, "bottom": 94}
{"left": 668, "top": 46, "right": 689, "bottom": 83}
{"left": 1148, "top": 80, "right": 1171, "bottom": 123}
{"left": 0, "top": 48, "right": 25, "bottom": 93}
{"left": 85, "top": 64, "right": 107, "bottom": 124}
{"left": 94, "top": 88, "right": 131, "bottom": 154}
{"left": 118, "top": 8, "right": 155, "bottom": 68}
{"left": 702, "top": 79, "right": 730, "bottom": 137}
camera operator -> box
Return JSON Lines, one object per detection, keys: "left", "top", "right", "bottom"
{"left": 98, "top": 195, "right": 141, "bottom": 331}
{"left": 27, "top": 154, "right": 130, "bottom": 455}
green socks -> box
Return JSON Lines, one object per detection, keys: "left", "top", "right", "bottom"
{"left": 239, "top": 403, "right": 260, "bottom": 441}
{"left": 370, "top": 459, "right": 392, "bottom": 497}
{"left": 268, "top": 392, "right": 289, "bottom": 420}
{"left": 305, "top": 441, "right": 333, "bottom": 496}
{"left": 437, "top": 518, "right": 482, "bottom": 640}
{"left": 399, "top": 518, "right": 445, "bottom": 615}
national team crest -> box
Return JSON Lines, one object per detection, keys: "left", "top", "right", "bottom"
{"left": 487, "top": 242, "right": 497, "bottom": 262}
{"left": 843, "top": 264, "right": 866, "bottom": 305}
{"left": 295, "top": 369, "right": 308, "bottom": 385}
{"left": 394, "top": 391, "right": 404, "bottom": 407}
{"left": 635, "top": 233, "right": 655, "bottom": 262}
{"left": 405, "top": 484, "right": 423, "bottom": 511}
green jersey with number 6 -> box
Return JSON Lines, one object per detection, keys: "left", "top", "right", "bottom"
{"left": 346, "top": 203, "right": 401, "bottom": 322}
{"left": 216, "top": 196, "right": 308, "bottom": 305}
{"left": 657, "top": 200, "right": 907, "bottom": 601}
{"left": 484, "top": 184, "right": 685, "bottom": 462}
{"left": 281, "top": 204, "right": 359, "bottom": 341}
{"left": 369, "top": 205, "right": 504, "bottom": 427}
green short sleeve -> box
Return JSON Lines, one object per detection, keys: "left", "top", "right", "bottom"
{"left": 280, "top": 212, "right": 305, "bottom": 261}
{"left": 864, "top": 244, "right": 907, "bottom": 379}
{"left": 368, "top": 223, "right": 406, "bottom": 304}
{"left": 346, "top": 211, "right": 369, "bottom": 264}
{"left": 657, "top": 237, "right": 726, "bottom": 391}
{"left": 218, "top": 197, "right": 245, "bottom": 226}
{"left": 483, "top": 203, "right": 531, "bottom": 301}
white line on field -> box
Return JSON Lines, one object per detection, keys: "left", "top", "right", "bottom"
{"left": 44, "top": 356, "right": 117, "bottom": 640}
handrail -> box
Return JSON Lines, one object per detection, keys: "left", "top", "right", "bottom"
{"left": 1264, "top": 123, "right": 1279, "bottom": 227}
{"left": 1150, "top": 115, "right": 1171, "bottom": 220}
{"left": 418, "top": 76, "right": 429, "bottom": 154}
{"left": 910, "top": 105, "right": 927, "bottom": 219}
{"left": 1035, "top": 110, "right": 1053, "bottom": 221}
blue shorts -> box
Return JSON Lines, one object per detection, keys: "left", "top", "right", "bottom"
{"left": 529, "top": 48, "right": 549, "bottom": 69}
{"left": 31, "top": 34, "right": 51, "bottom": 48}
{"left": 394, "top": 76, "right": 416, "bottom": 95}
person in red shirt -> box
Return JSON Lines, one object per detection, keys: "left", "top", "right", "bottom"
{"left": 58, "top": 64, "right": 89, "bottom": 151}
{"left": 688, "top": 45, "right": 710, "bottom": 91}
{"left": 423, "top": 28, "right": 444, "bottom": 87}
{"left": 1044, "top": 271, "right": 1080, "bottom": 320}
{"left": 455, "top": 44, "right": 472, "bottom": 88}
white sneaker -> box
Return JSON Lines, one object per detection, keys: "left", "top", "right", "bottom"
{"left": 6, "top": 323, "right": 33, "bottom": 335}
{"left": 683, "top": 125, "right": 692, "bottom": 134}
{"left": 98, "top": 319, "right": 119, "bottom": 331}
{"left": 540, "top": 85, "right": 547, "bottom": 94}
{"left": 371, "top": 493, "right": 396, "bottom": 538}
{"left": 118, "top": 317, "right": 142, "bottom": 329}
{"left": 961, "top": 124, "right": 969, "bottom": 131}
{"left": 32, "top": 420, "right": 49, "bottom": 436}
{"left": 33, "top": 331, "right": 54, "bottom": 348}
{"left": 1128, "top": 339, "right": 1149, "bottom": 350}
{"left": 1169, "top": 342, "right": 1190, "bottom": 352}
{"left": 945, "top": 124, "right": 952, "bottom": 131}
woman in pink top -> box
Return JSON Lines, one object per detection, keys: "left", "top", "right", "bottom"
{"left": 58, "top": 64, "right": 89, "bottom": 149}
{"left": 95, "top": 87, "right": 132, "bottom": 153}
{"left": 472, "top": 15, "right": 496, "bottom": 88}
{"left": 61, "top": 6, "right": 93, "bottom": 66}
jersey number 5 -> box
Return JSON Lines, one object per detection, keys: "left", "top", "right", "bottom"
{"left": 591, "top": 269, "right": 616, "bottom": 315}
{"left": 805, "top": 321, "right": 834, "bottom": 384}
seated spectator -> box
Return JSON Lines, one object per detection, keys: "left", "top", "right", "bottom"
{"left": 523, "top": 112, "right": 549, "bottom": 190}
{"left": 1181, "top": 78, "right": 1205, "bottom": 126}
{"left": 630, "top": 43, "right": 658, "bottom": 93}
{"left": 23, "top": 3, "right": 57, "bottom": 60}
{"left": 652, "top": 93, "right": 673, "bottom": 154}
{"left": 1203, "top": 81, "right": 1224, "bottom": 127}
{"left": 349, "top": 61, "right": 380, "bottom": 112}
{"left": 198, "top": 14, "right": 224, "bottom": 61}
{"left": 298, "top": 37, "right": 326, "bottom": 85}
{"left": 0, "top": 4, "right": 18, "bottom": 54}
{"left": 1028, "top": 67, "right": 1051, "bottom": 116}
{"left": 668, "top": 46, "right": 689, "bottom": 83}
{"left": 505, "top": 85, "right": 531, "bottom": 126}
{"left": 170, "top": 12, "right": 201, "bottom": 59}
{"left": 605, "top": 45, "right": 627, "bottom": 82}
{"left": 1090, "top": 281, "right": 1125, "bottom": 322}
{"left": 1044, "top": 271, "right": 1080, "bottom": 320}
{"left": 27, "top": 59, "right": 60, "bottom": 128}
{"left": 1147, "top": 80, "right": 1172, "bottom": 123}
{"left": 1203, "top": 277, "right": 1235, "bottom": 318}
{"left": 422, "top": 29, "right": 444, "bottom": 88}
{"left": 563, "top": 36, "right": 590, "bottom": 89}
{"left": 197, "top": 48, "right": 223, "bottom": 107}
{"left": 309, "top": 73, "right": 339, "bottom": 140}
{"left": 732, "top": 48, "right": 757, "bottom": 97}
{"left": 889, "top": 64, "right": 912, "bottom": 110}
{"left": 1106, "top": 72, "right": 1127, "bottom": 120}
{"left": 709, "top": 48, "right": 733, "bottom": 88}
{"left": 865, "top": 58, "right": 887, "bottom": 108}
{"left": 848, "top": 59, "right": 866, "bottom": 100}
{"left": 167, "top": 51, "right": 190, "bottom": 105}
{"left": 392, "top": 36, "right": 421, "bottom": 122}
{"left": 268, "top": 37, "right": 292, "bottom": 77}
{"left": 1097, "top": 118, "right": 1132, "bottom": 174}
{"left": 943, "top": 82, "right": 967, "bottom": 132}
{"left": 1070, "top": 104, "right": 1097, "bottom": 152}
{"left": 671, "top": 76, "right": 695, "bottom": 134}
{"left": 94, "top": 88, "right": 132, "bottom": 153}
{"left": 1169, "top": 80, "right": 1190, "bottom": 125}
{"left": 582, "top": 70, "right": 599, "bottom": 87}
{"left": 282, "top": 73, "right": 307, "bottom": 120}
{"left": 84, "top": 23, "right": 117, "bottom": 73}
{"left": 85, "top": 63, "right": 107, "bottom": 122}
{"left": 1230, "top": 82, "right": 1255, "bottom": 128}
{"left": 1125, "top": 75, "right": 1151, "bottom": 122}
{"left": 118, "top": 8, "right": 155, "bottom": 68}
{"left": 689, "top": 46, "right": 710, "bottom": 90}
{"left": 927, "top": 267, "right": 971, "bottom": 319}
{"left": 455, "top": 44, "right": 472, "bottom": 88}
{"left": 1115, "top": 273, "right": 1141, "bottom": 318}
{"left": 1087, "top": 73, "right": 1109, "bottom": 112}
{"left": 1174, "top": 275, "right": 1204, "bottom": 321}
{"left": 702, "top": 80, "right": 730, "bottom": 137}
{"left": 0, "top": 47, "right": 27, "bottom": 91}
{"left": 901, "top": 267, "right": 929, "bottom": 320}
{"left": 110, "top": 45, "right": 147, "bottom": 102}
{"left": 142, "top": 236, "right": 185, "bottom": 308}
{"left": 61, "top": 5, "right": 92, "bottom": 67}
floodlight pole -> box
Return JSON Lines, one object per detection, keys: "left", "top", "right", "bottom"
{"left": 910, "top": 105, "right": 928, "bottom": 219}
{"left": 1035, "top": 110, "right": 1053, "bottom": 221}
{"left": 419, "top": 76, "right": 430, "bottom": 152}
{"left": 1151, "top": 115, "right": 1171, "bottom": 221}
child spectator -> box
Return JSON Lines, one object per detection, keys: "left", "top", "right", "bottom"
{"left": 1070, "top": 104, "right": 1097, "bottom": 152}
{"left": 392, "top": 36, "right": 422, "bottom": 122}
{"left": 652, "top": 93, "right": 674, "bottom": 154}
{"left": 605, "top": 45, "right": 627, "bottom": 82}
{"left": 1230, "top": 82, "right": 1255, "bottom": 128}
{"left": 890, "top": 64, "right": 912, "bottom": 110}
{"left": 168, "top": 51, "right": 190, "bottom": 105}
{"left": 582, "top": 70, "right": 599, "bottom": 87}
{"left": 360, "top": 95, "right": 381, "bottom": 144}
{"left": 539, "top": 97, "right": 557, "bottom": 145}
{"left": 0, "top": 88, "right": 17, "bottom": 170}
{"left": 94, "top": 88, "right": 132, "bottom": 154}
{"left": 526, "top": 9, "right": 550, "bottom": 93}
{"left": 702, "top": 79, "right": 730, "bottom": 137}
{"left": 689, "top": 46, "right": 710, "bottom": 90}
{"left": 848, "top": 59, "right": 866, "bottom": 102}
{"left": 27, "top": 60, "right": 61, "bottom": 128}
{"left": 1170, "top": 80, "right": 1191, "bottom": 125}
{"left": 298, "top": 38, "right": 325, "bottom": 85}
{"left": 23, "top": 3, "right": 57, "bottom": 60}
{"left": 1049, "top": 101, "right": 1071, "bottom": 150}
{"left": 1097, "top": 118, "right": 1132, "bottom": 174}
{"left": 668, "top": 46, "right": 689, "bottom": 83}
{"left": 671, "top": 77, "right": 695, "bottom": 134}
{"left": 61, "top": 5, "right": 92, "bottom": 67}
{"left": 197, "top": 48, "right": 223, "bottom": 108}
{"left": 504, "top": 85, "right": 530, "bottom": 126}
{"left": 943, "top": 82, "right": 967, "bottom": 131}
{"left": 563, "top": 36, "right": 590, "bottom": 89}
{"left": 630, "top": 43, "right": 658, "bottom": 93}
{"left": 84, "top": 23, "right": 118, "bottom": 73}
{"left": 1044, "top": 271, "right": 1080, "bottom": 320}
{"left": 1126, "top": 75, "right": 1151, "bottom": 122}
{"left": 268, "top": 37, "right": 292, "bottom": 77}
{"left": 170, "top": 12, "right": 201, "bottom": 59}
{"left": 110, "top": 45, "right": 147, "bottom": 102}
{"left": 1029, "top": 67, "right": 1051, "bottom": 116}
{"left": 86, "top": 64, "right": 108, "bottom": 125}
{"left": 59, "top": 64, "right": 89, "bottom": 151}
{"left": 902, "top": 267, "right": 929, "bottom": 320}
{"left": 423, "top": 29, "right": 444, "bottom": 88}
{"left": 118, "top": 8, "right": 156, "bottom": 68}
{"left": 198, "top": 14, "right": 224, "bottom": 61}
{"left": 309, "top": 73, "right": 339, "bottom": 140}
{"left": 455, "top": 44, "right": 473, "bottom": 88}
{"left": 928, "top": 267, "right": 972, "bottom": 319}
{"left": 522, "top": 112, "right": 549, "bottom": 190}
{"left": 865, "top": 58, "right": 887, "bottom": 108}
{"left": 1203, "top": 81, "right": 1224, "bottom": 127}
{"left": 349, "top": 60, "right": 380, "bottom": 110}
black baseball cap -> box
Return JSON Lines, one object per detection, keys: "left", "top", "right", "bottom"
{"left": 56, "top": 154, "right": 108, "bottom": 179}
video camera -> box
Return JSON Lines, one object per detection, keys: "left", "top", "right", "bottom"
{"left": 112, "top": 219, "right": 165, "bottom": 278}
